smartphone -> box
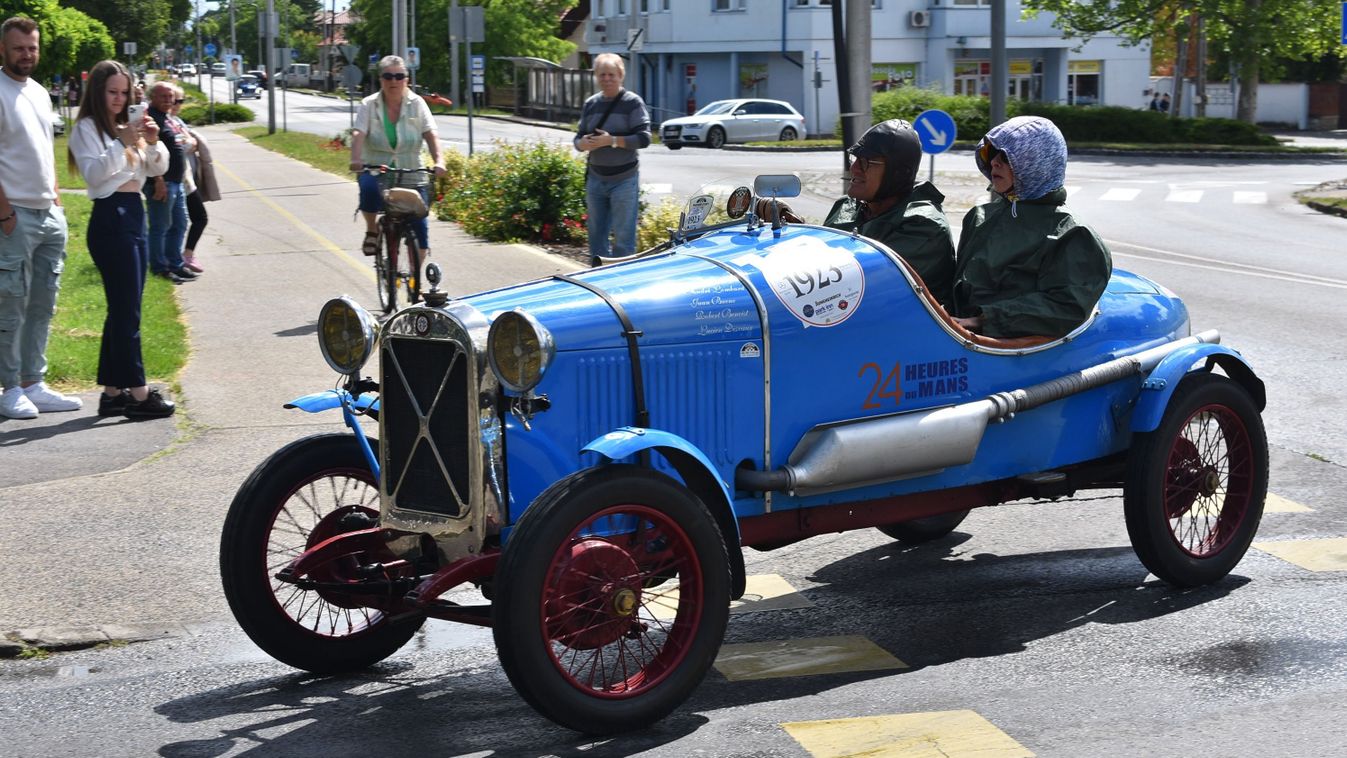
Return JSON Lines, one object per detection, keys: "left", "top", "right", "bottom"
{"left": 128, "top": 103, "right": 147, "bottom": 122}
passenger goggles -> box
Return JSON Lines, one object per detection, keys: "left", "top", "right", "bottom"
{"left": 978, "top": 140, "right": 1006, "bottom": 165}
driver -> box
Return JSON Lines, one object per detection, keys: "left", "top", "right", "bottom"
{"left": 765, "top": 120, "right": 954, "bottom": 302}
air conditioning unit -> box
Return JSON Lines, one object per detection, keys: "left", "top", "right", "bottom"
{"left": 909, "top": 10, "right": 930, "bottom": 28}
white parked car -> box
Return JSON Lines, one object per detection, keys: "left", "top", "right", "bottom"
{"left": 210, "top": 62, "right": 227, "bottom": 77}
{"left": 178, "top": 63, "right": 197, "bottom": 76}
{"left": 660, "top": 98, "right": 806, "bottom": 149}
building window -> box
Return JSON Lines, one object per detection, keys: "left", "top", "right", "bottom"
{"left": 1068, "top": 60, "right": 1102, "bottom": 105}
{"left": 952, "top": 0, "right": 990, "bottom": 5}
{"left": 713, "top": 0, "right": 747, "bottom": 10}
{"left": 595, "top": 0, "right": 607, "bottom": 18}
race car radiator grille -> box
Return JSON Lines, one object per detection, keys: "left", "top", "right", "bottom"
{"left": 380, "top": 336, "right": 471, "bottom": 517}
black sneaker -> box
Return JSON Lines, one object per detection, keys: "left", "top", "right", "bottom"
{"left": 172, "top": 266, "right": 199, "bottom": 279}
{"left": 154, "top": 270, "right": 185, "bottom": 284}
{"left": 97, "top": 390, "right": 130, "bottom": 417}
{"left": 123, "top": 389, "right": 176, "bottom": 418}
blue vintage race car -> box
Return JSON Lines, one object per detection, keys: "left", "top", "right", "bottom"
{"left": 221, "top": 176, "right": 1268, "bottom": 734}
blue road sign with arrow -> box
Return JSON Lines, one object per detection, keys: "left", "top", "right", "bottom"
{"left": 914, "top": 109, "right": 956, "bottom": 155}
{"left": 204, "top": 42, "right": 217, "bottom": 57}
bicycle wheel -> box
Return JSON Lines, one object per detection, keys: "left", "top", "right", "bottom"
{"left": 377, "top": 222, "right": 398, "bottom": 314}
{"left": 402, "top": 232, "right": 422, "bottom": 305}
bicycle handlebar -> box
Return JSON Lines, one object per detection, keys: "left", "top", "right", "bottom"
{"left": 358, "top": 164, "right": 435, "bottom": 175}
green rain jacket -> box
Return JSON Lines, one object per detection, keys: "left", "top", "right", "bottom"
{"left": 951, "top": 189, "right": 1112, "bottom": 338}
{"left": 951, "top": 116, "right": 1112, "bottom": 339}
{"left": 824, "top": 181, "right": 955, "bottom": 303}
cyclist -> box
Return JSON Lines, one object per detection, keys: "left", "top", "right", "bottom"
{"left": 348, "top": 55, "right": 446, "bottom": 261}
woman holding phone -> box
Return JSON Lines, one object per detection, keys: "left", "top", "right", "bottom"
{"left": 67, "top": 60, "right": 176, "bottom": 418}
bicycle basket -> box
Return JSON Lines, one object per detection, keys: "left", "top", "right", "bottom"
{"left": 383, "top": 187, "right": 428, "bottom": 219}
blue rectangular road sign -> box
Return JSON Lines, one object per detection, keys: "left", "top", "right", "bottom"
{"left": 1341, "top": 2, "right": 1346, "bottom": 44}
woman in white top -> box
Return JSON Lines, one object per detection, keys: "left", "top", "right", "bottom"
{"left": 67, "top": 60, "right": 175, "bottom": 418}
{"left": 348, "top": 55, "right": 446, "bottom": 259}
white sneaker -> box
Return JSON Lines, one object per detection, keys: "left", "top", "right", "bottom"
{"left": 1, "top": 386, "right": 39, "bottom": 419}
{"left": 24, "top": 382, "right": 83, "bottom": 412}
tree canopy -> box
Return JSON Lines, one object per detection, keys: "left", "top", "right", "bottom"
{"left": 0, "top": 0, "right": 115, "bottom": 78}
{"left": 347, "top": 0, "right": 578, "bottom": 92}
{"left": 1024, "top": 0, "right": 1347, "bottom": 122}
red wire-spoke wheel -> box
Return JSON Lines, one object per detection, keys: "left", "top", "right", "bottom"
{"left": 221, "top": 434, "right": 423, "bottom": 673}
{"left": 494, "top": 466, "right": 731, "bottom": 734}
{"left": 1125, "top": 374, "right": 1268, "bottom": 587}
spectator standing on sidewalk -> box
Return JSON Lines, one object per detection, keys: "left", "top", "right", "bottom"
{"left": 574, "top": 53, "right": 650, "bottom": 266}
{"left": 170, "top": 86, "right": 217, "bottom": 272}
{"left": 0, "top": 16, "right": 83, "bottom": 420}
{"left": 69, "top": 60, "right": 175, "bottom": 418}
{"left": 143, "top": 81, "right": 197, "bottom": 284}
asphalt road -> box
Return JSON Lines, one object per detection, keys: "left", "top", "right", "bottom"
{"left": 2, "top": 82, "right": 1346, "bottom": 756}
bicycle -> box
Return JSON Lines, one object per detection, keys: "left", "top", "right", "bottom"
{"left": 359, "top": 165, "right": 433, "bottom": 314}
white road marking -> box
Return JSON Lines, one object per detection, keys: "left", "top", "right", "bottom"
{"left": 1064, "top": 185, "right": 1081, "bottom": 196}
{"left": 1107, "top": 239, "right": 1347, "bottom": 290}
{"left": 1233, "top": 190, "right": 1268, "bottom": 204}
{"left": 1165, "top": 189, "right": 1203, "bottom": 203}
{"left": 1099, "top": 187, "right": 1141, "bottom": 201}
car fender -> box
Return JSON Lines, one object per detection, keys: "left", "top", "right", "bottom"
{"left": 584, "top": 427, "right": 747, "bottom": 599}
{"left": 1131, "top": 344, "right": 1265, "bottom": 432}
{"left": 283, "top": 390, "right": 378, "bottom": 413}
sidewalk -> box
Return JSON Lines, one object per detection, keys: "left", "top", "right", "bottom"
{"left": 0, "top": 127, "right": 582, "bottom": 652}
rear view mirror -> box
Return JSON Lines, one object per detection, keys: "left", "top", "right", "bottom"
{"left": 753, "top": 174, "right": 801, "bottom": 199}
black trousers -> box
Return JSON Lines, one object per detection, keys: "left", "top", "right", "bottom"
{"left": 185, "top": 190, "right": 207, "bottom": 251}
{"left": 87, "top": 192, "right": 148, "bottom": 389}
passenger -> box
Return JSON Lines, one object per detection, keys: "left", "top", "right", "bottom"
{"left": 764, "top": 119, "right": 955, "bottom": 302}
{"left": 950, "top": 116, "right": 1112, "bottom": 339}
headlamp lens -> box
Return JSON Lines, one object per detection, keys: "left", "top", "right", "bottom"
{"left": 318, "top": 296, "right": 377, "bottom": 375}
{"left": 488, "top": 309, "right": 554, "bottom": 393}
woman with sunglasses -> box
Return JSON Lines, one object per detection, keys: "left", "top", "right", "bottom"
{"left": 348, "top": 56, "right": 446, "bottom": 260}
{"left": 949, "top": 116, "right": 1111, "bottom": 339}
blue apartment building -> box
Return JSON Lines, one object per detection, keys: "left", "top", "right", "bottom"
{"left": 582, "top": 0, "right": 1152, "bottom": 135}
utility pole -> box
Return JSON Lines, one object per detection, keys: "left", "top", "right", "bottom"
{"left": 410, "top": 0, "right": 417, "bottom": 87}
{"left": 230, "top": 0, "right": 237, "bottom": 103}
{"left": 392, "top": 0, "right": 406, "bottom": 61}
{"left": 1194, "top": 14, "right": 1207, "bottom": 118}
{"left": 266, "top": 0, "right": 276, "bottom": 134}
{"left": 1172, "top": 17, "right": 1189, "bottom": 119}
{"left": 990, "top": 0, "right": 1007, "bottom": 128}
{"left": 830, "top": 1, "right": 851, "bottom": 174}
{"left": 450, "top": 0, "right": 460, "bottom": 107}
{"left": 845, "top": 0, "right": 872, "bottom": 142}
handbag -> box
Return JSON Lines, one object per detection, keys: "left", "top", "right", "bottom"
{"left": 584, "top": 89, "right": 624, "bottom": 181}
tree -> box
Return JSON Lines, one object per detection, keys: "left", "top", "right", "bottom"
{"left": 0, "top": 0, "right": 115, "bottom": 78}
{"left": 63, "top": 0, "right": 176, "bottom": 65}
{"left": 1023, "top": 0, "right": 1344, "bottom": 123}
{"left": 347, "top": 0, "right": 577, "bottom": 94}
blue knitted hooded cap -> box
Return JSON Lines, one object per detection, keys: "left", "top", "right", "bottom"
{"left": 975, "top": 116, "right": 1067, "bottom": 201}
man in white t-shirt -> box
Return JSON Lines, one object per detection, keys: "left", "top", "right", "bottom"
{"left": 0, "top": 16, "right": 80, "bottom": 419}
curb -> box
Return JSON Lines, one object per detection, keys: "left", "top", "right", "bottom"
{"left": 3, "top": 623, "right": 202, "bottom": 658}
{"left": 1305, "top": 200, "right": 1347, "bottom": 219}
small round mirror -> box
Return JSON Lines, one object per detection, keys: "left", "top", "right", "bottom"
{"left": 426, "top": 262, "right": 442, "bottom": 287}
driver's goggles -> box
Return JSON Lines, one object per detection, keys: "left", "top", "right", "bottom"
{"left": 978, "top": 140, "right": 1006, "bottom": 165}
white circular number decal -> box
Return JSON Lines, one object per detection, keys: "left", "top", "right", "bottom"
{"left": 753, "top": 237, "right": 864, "bottom": 327}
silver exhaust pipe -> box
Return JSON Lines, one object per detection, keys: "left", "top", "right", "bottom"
{"left": 737, "top": 330, "right": 1220, "bottom": 495}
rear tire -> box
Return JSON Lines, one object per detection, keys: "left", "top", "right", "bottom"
{"left": 1124, "top": 373, "right": 1267, "bottom": 587}
{"left": 779, "top": 127, "right": 798, "bottom": 142}
{"left": 666, "top": 143, "right": 682, "bottom": 150}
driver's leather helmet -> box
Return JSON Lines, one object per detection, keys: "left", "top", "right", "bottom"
{"left": 848, "top": 119, "right": 922, "bottom": 201}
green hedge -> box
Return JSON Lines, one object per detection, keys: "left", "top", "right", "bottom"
{"left": 178, "top": 103, "right": 254, "bottom": 126}
{"left": 437, "top": 141, "right": 588, "bottom": 244}
{"left": 863, "top": 87, "right": 1275, "bottom": 147}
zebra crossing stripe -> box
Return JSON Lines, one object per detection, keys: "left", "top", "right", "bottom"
{"left": 1166, "top": 189, "right": 1203, "bottom": 203}
{"left": 1264, "top": 493, "right": 1313, "bottom": 513}
{"left": 1233, "top": 191, "right": 1267, "bottom": 204}
{"left": 1253, "top": 536, "right": 1347, "bottom": 571}
{"left": 1099, "top": 187, "right": 1141, "bottom": 201}
{"left": 714, "top": 635, "right": 907, "bottom": 681}
{"left": 782, "top": 710, "right": 1035, "bottom": 757}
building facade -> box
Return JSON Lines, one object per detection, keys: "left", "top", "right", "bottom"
{"left": 584, "top": 0, "right": 1152, "bottom": 135}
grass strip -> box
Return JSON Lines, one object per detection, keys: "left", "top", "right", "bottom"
{"left": 235, "top": 125, "right": 351, "bottom": 176}
{"left": 46, "top": 135, "right": 187, "bottom": 391}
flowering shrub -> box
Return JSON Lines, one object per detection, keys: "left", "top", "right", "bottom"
{"left": 436, "top": 141, "right": 588, "bottom": 244}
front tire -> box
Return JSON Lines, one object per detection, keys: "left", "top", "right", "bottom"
{"left": 402, "top": 233, "right": 422, "bottom": 305}
{"left": 375, "top": 226, "right": 397, "bottom": 314}
{"left": 220, "top": 434, "right": 423, "bottom": 673}
{"left": 706, "top": 127, "right": 726, "bottom": 149}
{"left": 877, "top": 509, "right": 970, "bottom": 544}
{"left": 1124, "top": 373, "right": 1267, "bottom": 587}
{"left": 493, "top": 466, "right": 731, "bottom": 734}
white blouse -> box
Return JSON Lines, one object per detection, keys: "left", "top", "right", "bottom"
{"left": 69, "top": 117, "right": 169, "bottom": 200}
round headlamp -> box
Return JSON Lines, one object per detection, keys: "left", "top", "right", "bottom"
{"left": 317, "top": 296, "right": 378, "bottom": 375}
{"left": 488, "top": 309, "right": 555, "bottom": 393}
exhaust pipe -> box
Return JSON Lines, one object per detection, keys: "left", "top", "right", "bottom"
{"left": 737, "top": 330, "right": 1220, "bottom": 495}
